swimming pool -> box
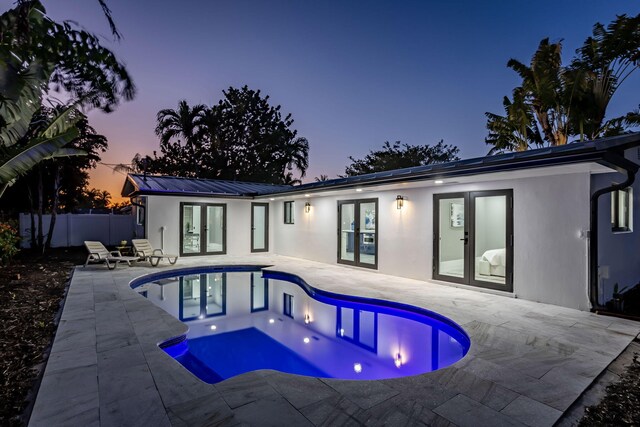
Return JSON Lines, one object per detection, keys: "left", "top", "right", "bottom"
{"left": 131, "top": 266, "right": 470, "bottom": 383}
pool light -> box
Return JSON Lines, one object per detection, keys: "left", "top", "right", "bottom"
{"left": 353, "top": 363, "right": 362, "bottom": 373}
{"left": 303, "top": 337, "right": 310, "bottom": 344}
{"left": 394, "top": 353, "right": 403, "bottom": 368}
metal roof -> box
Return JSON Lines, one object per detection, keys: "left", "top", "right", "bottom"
{"left": 121, "top": 174, "right": 293, "bottom": 198}
{"left": 121, "top": 133, "right": 640, "bottom": 199}
{"left": 261, "top": 132, "right": 640, "bottom": 196}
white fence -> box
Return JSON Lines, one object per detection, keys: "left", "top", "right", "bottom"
{"left": 19, "top": 213, "right": 136, "bottom": 248}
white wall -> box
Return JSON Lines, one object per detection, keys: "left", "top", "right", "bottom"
{"left": 593, "top": 147, "right": 640, "bottom": 304}
{"left": 272, "top": 172, "right": 592, "bottom": 310}
{"left": 145, "top": 196, "right": 274, "bottom": 256}
{"left": 18, "top": 213, "right": 135, "bottom": 248}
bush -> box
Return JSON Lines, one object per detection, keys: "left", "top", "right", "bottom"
{"left": 0, "top": 221, "right": 20, "bottom": 265}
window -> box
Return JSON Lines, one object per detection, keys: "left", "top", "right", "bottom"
{"left": 283, "top": 293, "right": 293, "bottom": 318}
{"left": 284, "top": 201, "right": 295, "bottom": 224}
{"left": 612, "top": 188, "right": 632, "bottom": 232}
{"left": 136, "top": 197, "right": 145, "bottom": 225}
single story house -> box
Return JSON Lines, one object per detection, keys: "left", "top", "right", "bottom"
{"left": 121, "top": 133, "right": 640, "bottom": 311}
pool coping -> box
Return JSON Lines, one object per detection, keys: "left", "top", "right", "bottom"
{"left": 29, "top": 255, "right": 640, "bottom": 426}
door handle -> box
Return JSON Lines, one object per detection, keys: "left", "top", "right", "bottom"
{"left": 459, "top": 237, "right": 468, "bottom": 244}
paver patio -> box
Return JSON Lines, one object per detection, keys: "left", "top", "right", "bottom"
{"left": 29, "top": 255, "right": 640, "bottom": 426}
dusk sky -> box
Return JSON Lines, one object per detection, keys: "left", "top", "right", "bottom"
{"left": 7, "top": 1, "right": 640, "bottom": 202}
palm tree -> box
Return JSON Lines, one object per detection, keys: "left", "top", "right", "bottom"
{"left": 155, "top": 100, "right": 208, "bottom": 176}
{"left": 485, "top": 14, "right": 640, "bottom": 154}
{"left": 505, "top": 38, "right": 570, "bottom": 147}
{"left": 485, "top": 88, "right": 544, "bottom": 154}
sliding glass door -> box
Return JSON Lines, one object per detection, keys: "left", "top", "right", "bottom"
{"left": 338, "top": 199, "right": 378, "bottom": 269}
{"left": 180, "top": 203, "right": 226, "bottom": 256}
{"left": 433, "top": 190, "right": 513, "bottom": 291}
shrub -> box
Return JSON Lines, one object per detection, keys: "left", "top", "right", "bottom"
{"left": 0, "top": 221, "right": 20, "bottom": 265}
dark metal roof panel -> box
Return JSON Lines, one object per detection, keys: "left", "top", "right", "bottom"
{"left": 124, "top": 174, "right": 293, "bottom": 197}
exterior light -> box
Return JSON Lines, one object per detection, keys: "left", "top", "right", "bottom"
{"left": 269, "top": 198, "right": 275, "bottom": 201}
{"left": 303, "top": 337, "right": 310, "bottom": 344}
{"left": 353, "top": 363, "right": 362, "bottom": 373}
{"left": 434, "top": 180, "right": 444, "bottom": 184}
{"left": 356, "top": 188, "right": 363, "bottom": 192}
{"left": 210, "top": 325, "right": 217, "bottom": 331}
{"left": 339, "top": 328, "right": 345, "bottom": 337}
{"left": 394, "top": 353, "right": 403, "bottom": 368}
{"left": 198, "top": 315, "right": 204, "bottom": 320}
{"left": 304, "top": 194, "right": 311, "bottom": 197}
{"left": 269, "top": 318, "right": 275, "bottom": 324}
{"left": 396, "top": 195, "right": 404, "bottom": 210}
{"left": 304, "top": 313, "right": 311, "bottom": 324}
{"left": 304, "top": 202, "right": 311, "bottom": 213}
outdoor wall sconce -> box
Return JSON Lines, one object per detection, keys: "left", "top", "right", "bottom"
{"left": 305, "top": 202, "right": 311, "bottom": 213}
{"left": 396, "top": 195, "right": 404, "bottom": 210}
{"left": 304, "top": 313, "right": 311, "bottom": 324}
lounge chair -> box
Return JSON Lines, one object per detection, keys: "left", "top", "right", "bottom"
{"left": 83, "top": 241, "right": 140, "bottom": 270}
{"left": 132, "top": 239, "right": 179, "bottom": 267}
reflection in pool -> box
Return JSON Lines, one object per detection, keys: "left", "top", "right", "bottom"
{"left": 131, "top": 267, "right": 470, "bottom": 383}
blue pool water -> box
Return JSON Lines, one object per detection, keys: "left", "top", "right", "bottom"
{"left": 131, "top": 266, "right": 470, "bottom": 383}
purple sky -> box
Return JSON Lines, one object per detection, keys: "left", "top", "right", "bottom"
{"left": 8, "top": 0, "right": 640, "bottom": 201}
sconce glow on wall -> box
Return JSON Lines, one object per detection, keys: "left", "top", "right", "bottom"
{"left": 304, "top": 202, "right": 311, "bottom": 213}
{"left": 396, "top": 195, "right": 404, "bottom": 210}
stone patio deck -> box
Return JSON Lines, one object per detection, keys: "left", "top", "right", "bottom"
{"left": 29, "top": 255, "right": 640, "bottom": 426}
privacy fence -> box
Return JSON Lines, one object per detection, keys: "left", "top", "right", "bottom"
{"left": 19, "top": 213, "right": 135, "bottom": 248}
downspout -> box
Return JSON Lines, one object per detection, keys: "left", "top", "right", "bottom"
{"left": 130, "top": 197, "right": 146, "bottom": 239}
{"left": 589, "top": 154, "right": 638, "bottom": 312}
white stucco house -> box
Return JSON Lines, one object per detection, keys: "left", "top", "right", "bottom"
{"left": 121, "top": 134, "right": 640, "bottom": 312}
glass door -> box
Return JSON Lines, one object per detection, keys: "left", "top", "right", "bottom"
{"left": 433, "top": 193, "right": 469, "bottom": 284}
{"left": 433, "top": 190, "right": 513, "bottom": 292}
{"left": 338, "top": 199, "right": 378, "bottom": 268}
{"left": 338, "top": 201, "right": 356, "bottom": 264}
{"left": 181, "top": 204, "right": 202, "bottom": 255}
{"left": 181, "top": 203, "right": 226, "bottom": 256}
{"left": 470, "top": 191, "right": 512, "bottom": 290}
{"left": 205, "top": 205, "right": 226, "bottom": 254}
{"left": 251, "top": 203, "right": 269, "bottom": 252}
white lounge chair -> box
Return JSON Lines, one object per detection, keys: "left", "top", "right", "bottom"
{"left": 132, "top": 239, "right": 179, "bottom": 267}
{"left": 84, "top": 241, "right": 140, "bottom": 270}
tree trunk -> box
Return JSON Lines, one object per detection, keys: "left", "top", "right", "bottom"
{"left": 45, "top": 165, "right": 61, "bottom": 250}
{"left": 37, "top": 166, "right": 44, "bottom": 253}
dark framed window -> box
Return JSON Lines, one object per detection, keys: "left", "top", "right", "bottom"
{"left": 612, "top": 188, "right": 632, "bottom": 232}
{"left": 284, "top": 201, "right": 295, "bottom": 224}
{"left": 283, "top": 293, "right": 293, "bottom": 318}
{"left": 136, "top": 197, "right": 145, "bottom": 225}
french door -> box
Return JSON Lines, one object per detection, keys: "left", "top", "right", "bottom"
{"left": 338, "top": 199, "right": 378, "bottom": 269}
{"left": 251, "top": 203, "right": 269, "bottom": 252}
{"left": 433, "top": 190, "right": 513, "bottom": 292}
{"left": 180, "top": 203, "right": 226, "bottom": 256}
